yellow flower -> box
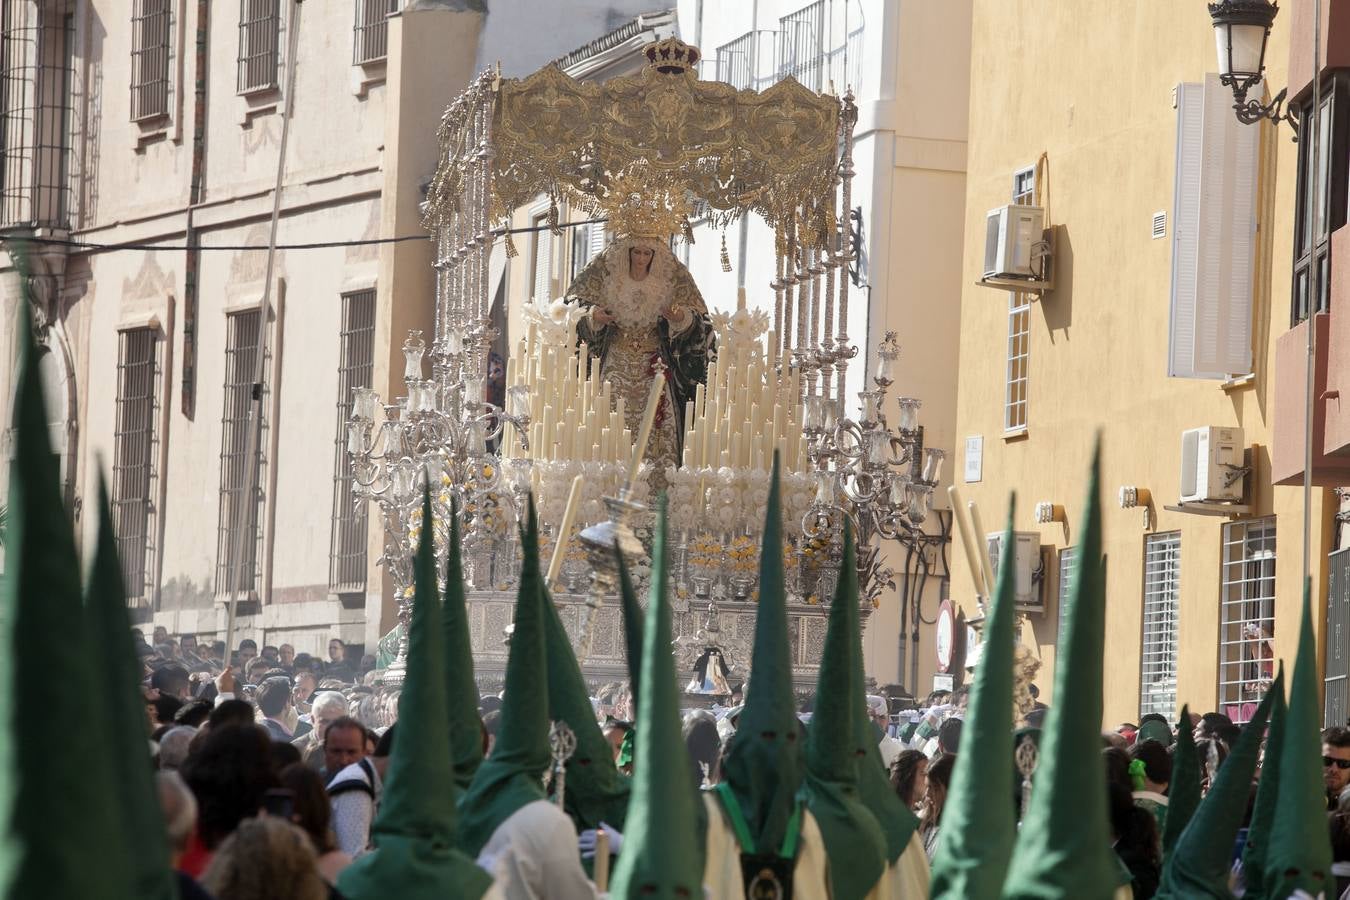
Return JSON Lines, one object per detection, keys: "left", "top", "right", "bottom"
{"left": 482, "top": 464, "right": 495, "bottom": 479}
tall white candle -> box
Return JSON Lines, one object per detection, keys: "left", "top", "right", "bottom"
{"left": 546, "top": 475, "right": 585, "bottom": 589}
{"left": 628, "top": 372, "right": 667, "bottom": 486}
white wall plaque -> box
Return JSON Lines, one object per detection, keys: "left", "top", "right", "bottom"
{"left": 964, "top": 435, "right": 983, "bottom": 483}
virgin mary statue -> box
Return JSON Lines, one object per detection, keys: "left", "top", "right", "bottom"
{"left": 567, "top": 231, "right": 715, "bottom": 480}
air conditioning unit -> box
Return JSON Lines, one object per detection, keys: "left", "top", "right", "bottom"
{"left": 986, "top": 530, "right": 1043, "bottom": 612}
{"left": 984, "top": 204, "right": 1044, "bottom": 279}
{"left": 1179, "top": 426, "right": 1245, "bottom": 503}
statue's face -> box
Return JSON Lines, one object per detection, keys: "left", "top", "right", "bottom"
{"left": 629, "top": 246, "right": 655, "bottom": 278}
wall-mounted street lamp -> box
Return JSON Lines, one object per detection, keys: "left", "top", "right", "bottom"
{"left": 1208, "top": 0, "right": 1299, "bottom": 134}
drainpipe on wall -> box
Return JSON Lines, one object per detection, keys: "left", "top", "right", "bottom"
{"left": 181, "top": 0, "right": 209, "bottom": 420}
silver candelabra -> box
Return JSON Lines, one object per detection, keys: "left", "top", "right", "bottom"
{"left": 801, "top": 331, "right": 946, "bottom": 606}
{"left": 346, "top": 329, "right": 533, "bottom": 685}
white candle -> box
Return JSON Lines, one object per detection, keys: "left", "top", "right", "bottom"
{"left": 541, "top": 406, "right": 555, "bottom": 461}
{"left": 546, "top": 475, "right": 585, "bottom": 589}
{"left": 947, "top": 487, "right": 988, "bottom": 598}
{"left": 629, "top": 372, "right": 667, "bottom": 486}
{"left": 968, "top": 500, "right": 998, "bottom": 597}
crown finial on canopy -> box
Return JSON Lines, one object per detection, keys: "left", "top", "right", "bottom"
{"left": 643, "top": 37, "right": 700, "bottom": 75}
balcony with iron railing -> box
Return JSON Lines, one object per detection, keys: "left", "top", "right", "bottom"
{"left": 713, "top": 21, "right": 864, "bottom": 96}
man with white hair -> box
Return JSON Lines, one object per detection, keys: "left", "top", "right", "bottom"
{"left": 157, "top": 771, "right": 213, "bottom": 900}
{"left": 157, "top": 725, "right": 196, "bottom": 772}
{"left": 293, "top": 689, "right": 350, "bottom": 772}
{"left": 869, "top": 694, "right": 903, "bottom": 766}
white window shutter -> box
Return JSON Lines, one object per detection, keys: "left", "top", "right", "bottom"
{"left": 1169, "top": 82, "right": 1204, "bottom": 378}
{"left": 533, "top": 227, "right": 552, "bottom": 302}
{"left": 1169, "top": 76, "right": 1258, "bottom": 379}
{"left": 588, "top": 222, "right": 608, "bottom": 261}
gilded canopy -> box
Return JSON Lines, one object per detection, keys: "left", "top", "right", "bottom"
{"left": 424, "top": 56, "right": 844, "bottom": 250}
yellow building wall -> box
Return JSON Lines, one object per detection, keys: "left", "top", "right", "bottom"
{"left": 954, "top": 0, "right": 1329, "bottom": 725}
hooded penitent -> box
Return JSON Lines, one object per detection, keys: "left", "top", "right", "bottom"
{"left": 338, "top": 490, "right": 494, "bottom": 900}
{"left": 1156, "top": 678, "right": 1274, "bottom": 899}
{"left": 851, "top": 635, "right": 921, "bottom": 864}
{"left": 1240, "top": 664, "right": 1286, "bottom": 900}
{"left": 799, "top": 524, "right": 887, "bottom": 900}
{"left": 541, "top": 572, "right": 630, "bottom": 834}
{"left": 87, "top": 476, "right": 178, "bottom": 900}
{"left": 1260, "top": 581, "right": 1333, "bottom": 899}
{"left": 609, "top": 498, "right": 705, "bottom": 899}
{"left": 444, "top": 500, "right": 485, "bottom": 792}
{"left": 931, "top": 499, "right": 1019, "bottom": 900}
{"left": 716, "top": 454, "right": 804, "bottom": 857}
{"left": 1161, "top": 705, "right": 1200, "bottom": 858}
{"left": 457, "top": 500, "right": 553, "bottom": 857}
{"left": 616, "top": 545, "right": 645, "bottom": 702}
{"left": 0, "top": 289, "right": 115, "bottom": 900}
{"left": 1003, "top": 444, "right": 1121, "bottom": 898}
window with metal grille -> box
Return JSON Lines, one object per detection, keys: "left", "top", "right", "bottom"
{"left": 778, "top": 1, "right": 826, "bottom": 92}
{"left": 215, "top": 310, "right": 267, "bottom": 596}
{"left": 1056, "top": 546, "right": 1076, "bottom": 636}
{"left": 329, "top": 290, "right": 375, "bottom": 592}
{"left": 1140, "top": 531, "right": 1181, "bottom": 719}
{"left": 530, "top": 211, "right": 552, "bottom": 302}
{"left": 1218, "top": 518, "right": 1276, "bottom": 724}
{"left": 113, "top": 328, "right": 159, "bottom": 603}
{"left": 1005, "top": 167, "right": 1035, "bottom": 433}
{"left": 0, "top": 0, "right": 74, "bottom": 229}
{"left": 353, "top": 0, "right": 397, "bottom": 65}
{"left": 237, "top": 0, "right": 281, "bottom": 94}
{"left": 131, "top": 0, "right": 172, "bottom": 121}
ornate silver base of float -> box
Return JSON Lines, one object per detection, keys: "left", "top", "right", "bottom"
{"left": 463, "top": 587, "right": 862, "bottom": 696}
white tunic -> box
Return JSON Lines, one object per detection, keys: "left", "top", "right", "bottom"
{"left": 871, "top": 832, "right": 931, "bottom": 899}
{"left": 701, "top": 792, "right": 831, "bottom": 900}
{"left": 476, "top": 799, "right": 598, "bottom": 900}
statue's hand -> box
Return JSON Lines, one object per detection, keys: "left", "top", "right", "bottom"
{"left": 590, "top": 306, "right": 614, "bottom": 326}
{"left": 661, "top": 305, "right": 692, "bottom": 330}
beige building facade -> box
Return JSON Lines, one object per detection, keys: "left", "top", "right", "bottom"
{"left": 0, "top": 0, "right": 666, "bottom": 658}
{"left": 952, "top": 0, "right": 1350, "bottom": 726}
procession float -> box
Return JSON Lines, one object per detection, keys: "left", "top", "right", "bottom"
{"left": 345, "top": 38, "right": 948, "bottom": 692}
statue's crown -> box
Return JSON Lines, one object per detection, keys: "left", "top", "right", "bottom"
{"left": 599, "top": 169, "right": 692, "bottom": 240}
{"left": 644, "top": 37, "right": 701, "bottom": 75}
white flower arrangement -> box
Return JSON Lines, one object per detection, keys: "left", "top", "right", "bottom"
{"left": 521, "top": 292, "right": 584, "bottom": 346}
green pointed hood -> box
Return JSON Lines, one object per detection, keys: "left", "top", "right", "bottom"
{"left": 932, "top": 498, "right": 1019, "bottom": 900}
{"left": 87, "top": 476, "right": 177, "bottom": 900}
{"left": 1157, "top": 682, "right": 1274, "bottom": 899}
{"left": 1262, "top": 580, "right": 1334, "bottom": 898}
{"left": 1241, "top": 665, "right": 1286, "bottom": 900}
{"left": 1003, "top": 443, "right": 1118, "bottom": 898}
{"left": 800, "top": 524, "right": 887, "bottom": 900}
{"left": 609, "top": 496, "right": 706, "bottom": 899}
{"left": 850, "top": 553, "right": 921, "bottom": 862}
{"left": 541, "top": 575, "right": 631, "bottom": 833}
{"left": 457, "top": 498, "right": 552, "bottom": 857}
{"left": 0, "top": 285, "right": 109, "bottom": 899}
{"left": 443, "top": 500, "right": 484, "bottom": 791}
{"left": 615, "top": 545, "right": 645, "bottom": 701}
{"left": 340, "top": 489, "right": 493, "bottom": 900}
{"left": 1162, "top": 705, "right": 1200, "bottom": 858}
{"left": 717, "top": 453, "right": 804, "bottom": 854}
